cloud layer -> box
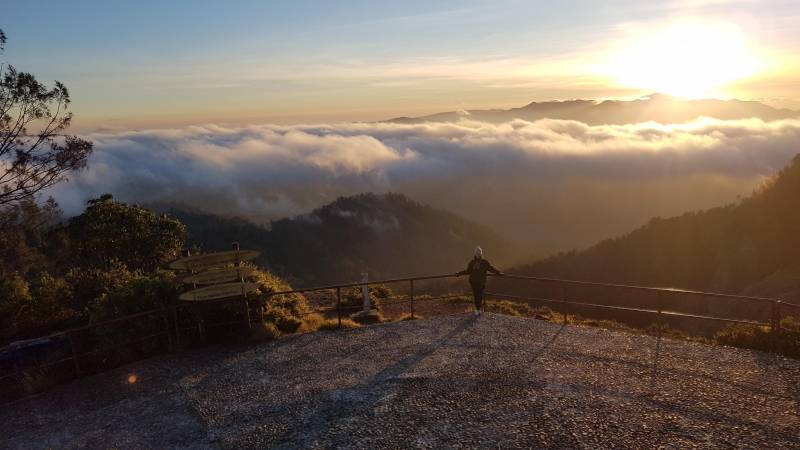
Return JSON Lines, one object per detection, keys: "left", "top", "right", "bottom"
{"left": 52, "top": 117, "right": 800, "bottom": 255}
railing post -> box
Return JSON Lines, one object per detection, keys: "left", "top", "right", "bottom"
{"left": 771, "top": 300, "right": 781, "bottom": 333}
{"left": 243, "top": 297, "right": 252, "bottom": 330}
{"left": 336, "top": 287, "right": 342, "bottom": 328}
{"left": 561, "top": 283, "right": 567, "bottom": 324}
{"left": 410, "top": 279, "right": 415, "bottom": 319}
{"left": 67, "top": 331, "right": 81, "bottom": 377}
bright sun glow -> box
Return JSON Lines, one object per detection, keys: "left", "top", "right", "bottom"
{"left": 602, "top": 21, "right": 762, "bottom": 98}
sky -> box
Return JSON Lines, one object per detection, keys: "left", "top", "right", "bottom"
{"left": 3, "top": 0, "right": 800, "bottom": 131}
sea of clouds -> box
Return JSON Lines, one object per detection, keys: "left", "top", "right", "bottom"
{"left": 51, "top": 117, "right": 800, "bottom": 255}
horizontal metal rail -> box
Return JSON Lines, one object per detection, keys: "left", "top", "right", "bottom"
{"left": 267, "top": 273, "right": 459, "bottom": 297}
{"left": 485, "top": 292, "right": 769, "bottom": 327}
{"left": 494, "top": 274, "right": 784, "bottom": 305}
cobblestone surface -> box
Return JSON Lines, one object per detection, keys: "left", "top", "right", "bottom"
{"left": 2, "top": 313, "right": 799, "bottom": 449}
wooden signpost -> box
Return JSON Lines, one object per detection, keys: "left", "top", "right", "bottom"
{"left": 178, "top": 282, "right": 260, "bottom": 302}
{"left": 180, "top": 267, "right": 255, "bottom": 285}
{"left": 170, "top": 244, "right": 263, "bottom": 335}
{"left": 169, "top": 249, "right": 260, "bottom": 271}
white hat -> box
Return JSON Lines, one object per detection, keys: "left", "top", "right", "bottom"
{"left": 474, "top": 246, "right": 483, "bottom": 258}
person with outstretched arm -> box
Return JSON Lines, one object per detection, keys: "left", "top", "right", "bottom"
{"left": 455, "top": 246, "right": 503, "bottom": 315}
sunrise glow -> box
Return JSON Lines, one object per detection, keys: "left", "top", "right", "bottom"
{"left": 601, "top": 21, "right": 763, "bottom": 98}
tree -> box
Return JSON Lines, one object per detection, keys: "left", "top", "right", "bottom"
{"left": 0, "top": 29, "right": 93, "bottom": 208}
{"left": 65, "top": 194, "right": 186, "bottom": 272}
{"left": 0, "top": 196, "right": 62, "bottom": 277}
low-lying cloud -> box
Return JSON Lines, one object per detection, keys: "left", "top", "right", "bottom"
{"left": 52, "top": 117, "right": 800, "bottom": 256}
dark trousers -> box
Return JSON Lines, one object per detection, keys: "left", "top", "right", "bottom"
{"left": 471, "top": 285, "right": 484, "bottom": 310}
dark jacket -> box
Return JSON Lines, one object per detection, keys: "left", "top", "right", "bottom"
{"left": 457, "top": 257, "right": 502, "bottom": 288}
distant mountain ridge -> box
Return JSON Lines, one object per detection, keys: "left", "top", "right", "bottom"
{"left": 159, "top": 193, "right": 516, "bottom": 285}
{"left": 387, "top": 94, "right": 799, "bottom": 125}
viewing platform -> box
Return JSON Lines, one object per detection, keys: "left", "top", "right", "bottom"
{"left": 2, "top": 313, "right": 798, "bottom": 448}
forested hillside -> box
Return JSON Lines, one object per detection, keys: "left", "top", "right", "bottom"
{"left": 515, "top": 154, "right": 800, "bottom": 301}
{"left": 166, "top": 193, "right": 515, "bottom": 285}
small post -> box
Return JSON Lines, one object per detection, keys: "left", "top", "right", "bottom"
{"left": 770, "top": 300, "right": 781, "bottom": 333}
{"left": 410, "top": 279, "right": 415, "bottom": 319}
{"left": 361, "top": 272, "right": 371, "bottom": 311}
{"left": 657, "top": 291, "right": 664, "bottom": 338}
{"left": 561, "top": 283, "right": 567, "bottom": 325}
{"left": 243, "top": 297, "right": 252, "bottom": 330}
{"left": 67, "top": 332, "right": 81, "bottom": 377}
{"left": 232, "top": 241, "right": 241, "bottom": 266}
{"left": 336, "top": 287, "right": 342, "bottom": 328}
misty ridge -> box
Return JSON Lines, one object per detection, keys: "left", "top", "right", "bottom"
{"left": 51, "top": 95, "right": 800, "bottom": 258}
{"left": 159, "top": 192, "right": 513, "bottom": 285}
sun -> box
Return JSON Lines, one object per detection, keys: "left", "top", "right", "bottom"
{"left": 601, "top": 21, "right": 761, "bottom": 98}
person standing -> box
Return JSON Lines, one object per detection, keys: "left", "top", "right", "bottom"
{"left": 456, "top": 246, "right": 503, "bottom": 315}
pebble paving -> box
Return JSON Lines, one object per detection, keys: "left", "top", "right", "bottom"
{"left": 1, "top": 313, "right": 798, "bottom": 449}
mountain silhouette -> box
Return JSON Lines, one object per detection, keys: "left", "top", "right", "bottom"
{"left": 514, "top": 154, "right": 800, "bottom": 302}
{"left": 387, "top": 94, "right": 798, "bottom": 125}
{"left": 159, "top": 193, "right": 515, "bottom": 285}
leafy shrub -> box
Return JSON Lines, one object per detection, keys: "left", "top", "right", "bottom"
{"left": 251, "top": 269, "right": 309, "bottom": 332}
{"left": 88, "top": 271, "right": 180, "bottom": 321}
{"left": 65, "top": 261, "right": 135, "bottom": 311}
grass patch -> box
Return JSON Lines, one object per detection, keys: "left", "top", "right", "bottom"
{"left": 715, "top": 316, "right": 800, "bottom": 358}
{"left": 395, "top": 313, "right": 423, "bottom": 321}
{"left": 317, "top": 318, "right": 360, "bottom": 330}
{"left": 250, "top": 322, "right": 281, "bottom": 341}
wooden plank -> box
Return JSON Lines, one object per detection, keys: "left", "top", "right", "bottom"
{"left": 180, "top": 267, "right": 255, "bottom": 285}
{"left": 179, "top": 282, "right": 260, "bottom": 302}
{"left": 169, "top": 250, "right": 260, "bottom": 271}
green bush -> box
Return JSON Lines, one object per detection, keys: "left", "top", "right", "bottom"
{"left": 65, "top": 261, "right": 135, "bottom": 311}
{"left": 82, "top": 272, "right": 182, "bottom": 363}
{"left": 88, "top": 271, "right": 180, "bottom": 321}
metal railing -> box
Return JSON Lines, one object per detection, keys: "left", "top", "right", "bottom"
{"left": 2, "top": 271, "right": 798, "bottom": 404}
{"left": 488, "top": 274, "right": 800, "bottom": 332}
